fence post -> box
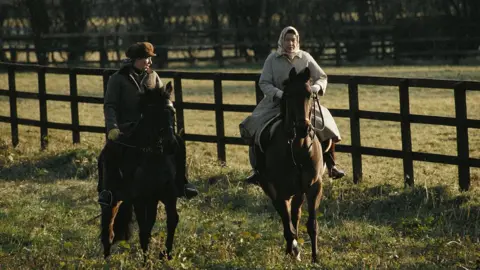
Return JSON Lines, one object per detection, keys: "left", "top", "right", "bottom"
{"left": 26, "top": 46, "right": 31, "bottom": 63}
{"left": 454, "top": 82, "right": 470, "bottom": 191}
{"left": 348, "top": 77, "right": 362, "bottom": 183}
{"left": 8, "top": 66, "right": 19, "bottom": 147}
{"left": 38, "top": 67, "right": 48, "bottom": 149}
{"left": 214, "top": 73, "right": 226, "bottom": 164}
{"left": 102, "top": 70, "right": 110, "bottom": 141}
{"left": 399, "top": 79, "right": 414, "bottom": 187}
{"left": 255, "top": 77, "right": 263, "bottom": 105}
{"left": 335, "top": 42, "right": 341, "bottom": 67}
{"left": 99, "top": 36, "right": 108, "bottom": 68}
{"left": 102, "top": 70, "right": 110, "bottom": 97}
{"left": 9, "top": 49, "right": 17, "bottom": 63}
{"left": 69, "top": 70, "right": 80, "bottom": 143}
{"left": 173, "top": 73, "right": 185, "bottom": 135}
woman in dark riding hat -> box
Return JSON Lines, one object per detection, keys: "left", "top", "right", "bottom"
{"left": 98, "top": 41, "right": 198, "bottom": 205}
{"left": 240, "top": 26, "right": 345, "bottom": 184}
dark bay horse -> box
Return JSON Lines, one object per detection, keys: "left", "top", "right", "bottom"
{"left": 256, "top": 67, "right": 324, "bottom": 263}
{"left": 98, "top": 81, "right": 180, "bottom": 261}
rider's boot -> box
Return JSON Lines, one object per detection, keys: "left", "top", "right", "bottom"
{"left": 246, "top": 144, "right": 264, "bottom": 185}
{"left": 324, "top": 142, "right": 345, "bottom": 179}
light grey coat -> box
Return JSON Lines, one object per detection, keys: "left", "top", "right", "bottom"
{"left": 239, "top": 50, "right": 341, "bottom": 144}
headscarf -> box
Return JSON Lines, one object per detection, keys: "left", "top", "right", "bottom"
{"left": 276, "top": 26, "right": 300, "bottom": 60}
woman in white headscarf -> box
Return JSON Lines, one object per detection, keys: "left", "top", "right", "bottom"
{"left": 240, "top": 26, "right": 345, "bottom": 183}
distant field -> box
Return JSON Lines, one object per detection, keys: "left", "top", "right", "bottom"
{"left": 0, "top": 65, "right": 479, "bottom": 269}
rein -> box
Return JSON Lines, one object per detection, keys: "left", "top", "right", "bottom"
{"left": 113, "top": 138, "right": 165, "bottom": 154}
{"left": 311, "top": 92, "right": 325, "bottom": 132}
{"left": 112, "top": 121, "right": 170, "bottom": 154}
{"left": 111, "top": 99, "right": 176, "bottom": 154}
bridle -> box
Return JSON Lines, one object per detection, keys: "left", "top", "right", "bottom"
{"left": 112, "top": 103, "right": 176, "bottom": 155}
{"left": 285, "top": 91, "right": 325, "bottom": 168}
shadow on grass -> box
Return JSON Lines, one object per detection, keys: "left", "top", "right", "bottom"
{"left": 193, "top": 172, "right": 277, "bottom": 217}
{"left": 320, "top": 182, "right": 479, "bottom": 236}
{"left": 203, "top": 172, "right": 479, "bottom": 239}
{"left": 0, "top": 148, "right": 99, "bottom": 182}
{"left": 0, "top": 232, "right": 32, "bottom": 253}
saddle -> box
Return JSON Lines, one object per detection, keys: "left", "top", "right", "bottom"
{"left": 256, "top": 115, "right": 282, "bottom": 153}
{"left": 255, "top": 115, "right": 332, "bottom": 154}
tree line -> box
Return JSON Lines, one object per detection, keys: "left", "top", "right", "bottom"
{"left": 1, "top": 0, "right": 479, "bottom": 67}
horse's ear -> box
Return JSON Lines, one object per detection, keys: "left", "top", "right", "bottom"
{"left": 302, "top": 67, "right": 310, "bottom": 81}
{"left": 165, "top": 81, "right": 173, "bottom": 96}
{"left": 289, "top": 67, "right": 297, "bottom": 80}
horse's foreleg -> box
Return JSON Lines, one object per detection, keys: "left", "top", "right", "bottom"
{"left": 290, "top": 194, "right": 305, "bottom": 239}
{"left": 100, "top": 206, "right": 112, "bottom": 259}
{"left": 162, "top": 198, "right": 178, "bottom": 260}
{"left": 306, "top": 180, "right": 322, "bottom": 263}
{"left": 134, "top": 200, "right": 158, "bottom": 262}
{"left": 272, "top": 199, "right": 299, "bottom": 260}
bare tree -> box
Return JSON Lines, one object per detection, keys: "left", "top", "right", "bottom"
{"left": 133, "top": 0, "right": 178, "bottom": 68}
{"left": 226, "top": 0, "right": 277, "bottom": 62}
{"left": 60, "top": 0, "right": 92, "bottom": 65}
{"left": 202, "top": 0, "right": 224, "bottom": 66}
{"left": 21, "top": 0, "right": 51, "bottom": 65}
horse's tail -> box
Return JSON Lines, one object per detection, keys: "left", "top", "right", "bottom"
{"left": 111, "top": 202, "right": 134, "bottom": 243}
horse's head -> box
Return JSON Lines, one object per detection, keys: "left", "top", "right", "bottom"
{"left": 137, "top": 81, "right": 176, "bottom": 148}
{"left": 282, "top": 67, "right": 313, "bottom": 139}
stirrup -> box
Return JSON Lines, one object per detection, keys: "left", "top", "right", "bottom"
{"left": 183, "top": 183, "right": 199, "bottom": 199}
{"left": 98, "top": 190, "right": 113, "bottom": 206}
{"left": 246, "top": 170, "right": 261, "bottom": 185}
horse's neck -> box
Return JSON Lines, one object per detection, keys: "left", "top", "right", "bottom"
{"left": 127, "top": 118, "right": 159, "bottom": 145}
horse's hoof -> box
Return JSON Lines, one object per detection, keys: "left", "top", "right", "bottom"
{"left": 103, "top": 247, "right": 111, "bottom": 259}
{"left": 160, "top": 250, "right": 173, "bottom": 260}
{"left": 292, "top": 239, "right": 301, "bottom": 261}
{"left": 103, "top": 252, "right": 110, "bottom": 260}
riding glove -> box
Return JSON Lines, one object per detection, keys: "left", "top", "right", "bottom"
{"left": 274, "top": 90, "right": 283, "bottom": 101}
{"left": 311, "top": 85, "right": 324, "bottom": 96}
{"left": 107, "top": 128, "right": 121, "bottom": 141}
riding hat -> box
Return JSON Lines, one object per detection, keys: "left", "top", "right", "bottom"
{"left": 126, "top": 42, "right": 156, "bottom": 59}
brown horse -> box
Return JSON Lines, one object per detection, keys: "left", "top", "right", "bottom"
{"left": 256, "top": 67, "right": 324, "bottom": 263}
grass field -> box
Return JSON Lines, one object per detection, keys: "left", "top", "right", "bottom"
{"left": 0, "top": 65, "right": 479, "bottom": 269}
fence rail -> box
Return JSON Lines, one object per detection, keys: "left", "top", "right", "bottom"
{"left": 0, "top": 62, "right": 479, "bottom": 190}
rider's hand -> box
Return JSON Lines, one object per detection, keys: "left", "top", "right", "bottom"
{"left": 145, "top": 65, "right": 153, "bottom": 74}
{"left": 311, "top": 85, "right": 324, "bottom": 96}
{"left": 108, "top": 128, "right": 122, "bottom": 141}
{"left": 273, "top": 90, "right": 283, "bottom": 101}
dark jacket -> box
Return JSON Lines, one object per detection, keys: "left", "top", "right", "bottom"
{"left": 104, "top": 63, "right": 163, "bottom": 133}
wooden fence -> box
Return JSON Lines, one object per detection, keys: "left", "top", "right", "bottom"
{"left": 0, "top": 62, "right": 479, "bottom": 191}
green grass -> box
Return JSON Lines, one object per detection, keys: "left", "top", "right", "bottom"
{"left": 0, "top": 65, "right": 479, "bottom": 269}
